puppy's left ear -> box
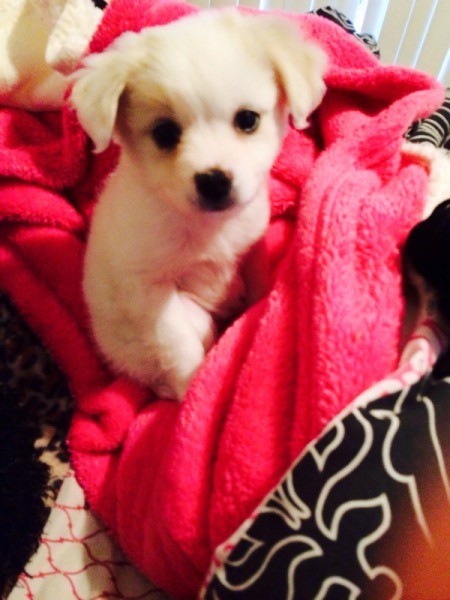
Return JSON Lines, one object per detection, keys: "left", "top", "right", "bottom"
{"left": 70, "top": 47, "right": 130, "bottom": 152}
{"left": 69, "top": 30, "right": 143, "bottom": 152}
{"left": 253, "top": 16, "right": 327, "bottom": 129}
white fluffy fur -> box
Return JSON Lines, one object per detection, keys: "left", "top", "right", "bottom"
{"left": 70, "top": 9, "right": 327, "bottom": 400}
{"left": 0, "top": 0, "right": 101, "bottom": 110}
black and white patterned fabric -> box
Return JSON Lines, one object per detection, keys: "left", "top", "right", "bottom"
{"left": 204, "top": 364, "right": 450, "bottom": 599}
{"left": 0, "top": 291, "right": 73, "bottom": 596}
{"left": 314, "top": 6, "right": 381, "bottom": 58}
{"left": 407, "top": 87, "right": 450, "bottom": 149}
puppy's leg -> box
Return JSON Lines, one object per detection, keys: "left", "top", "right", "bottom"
{"left": 179, "top": 293, "right": 217, "bottom": 351}
{"left": 109, "top": 283, "right": 208, "bottom": 400}
{"left": 149, "top": 288, "right": 215, "bottom": 400}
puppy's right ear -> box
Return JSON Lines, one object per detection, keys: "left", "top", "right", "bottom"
{"left": 70, "top": 46, "right": 130, "bottom": 153}
{"left": 248, "top": 15, "right": 327, "bottom": 130}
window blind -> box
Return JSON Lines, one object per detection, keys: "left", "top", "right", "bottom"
{"left": 192, "top": 0, "right": 450, "bottom": 85}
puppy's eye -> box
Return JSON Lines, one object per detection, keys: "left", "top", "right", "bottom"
{"left": 234, "top": 110, "right": 260, "bottom": 134}
{"left": 151, "top": 119, "right": 182, "bottom": 150}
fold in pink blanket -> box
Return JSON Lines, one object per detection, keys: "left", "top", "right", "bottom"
{"left": 0, "top": 0, "right": 444, "bottom": 597}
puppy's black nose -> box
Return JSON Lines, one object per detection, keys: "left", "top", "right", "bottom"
{"left": 194, "top": 169, "right": 233, "bottom": 212}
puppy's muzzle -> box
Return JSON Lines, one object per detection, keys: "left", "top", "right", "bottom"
{"left": 194, "top": 169, "right": 234, "bottom": 212}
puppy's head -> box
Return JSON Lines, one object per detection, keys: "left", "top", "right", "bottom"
{"left": 70, "top": 10, "right": 327, "bottom": 215}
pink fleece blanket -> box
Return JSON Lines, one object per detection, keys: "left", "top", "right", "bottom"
{"left": 0, "top": 0, "right": 444, "bottom": 597}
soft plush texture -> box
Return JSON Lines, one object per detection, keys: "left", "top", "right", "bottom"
{"left": 0, "top": 0, "right": 445, "bottom": 598}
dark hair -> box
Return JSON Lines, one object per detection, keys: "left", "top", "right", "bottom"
{"left": 404, "top": 199, "right": 450, "bottom": 322}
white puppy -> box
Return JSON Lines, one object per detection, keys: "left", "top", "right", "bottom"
{"left": 70, "top": 9, "right": 326, "bottom": 400}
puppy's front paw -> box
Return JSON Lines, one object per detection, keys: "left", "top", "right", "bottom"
{"left": 151, "top": 367, "right": 197, "bottom": 402}
{"left": 152, "top": 381, "right": 187, "bottom": 402}
{"left": 149, "top": 337, "right": 206, "bottom": 402}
